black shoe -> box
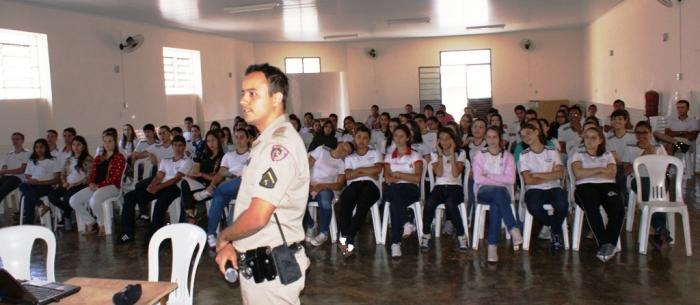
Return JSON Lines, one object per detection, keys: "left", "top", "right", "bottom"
{"left": 550, "top": 234, "right": 563, "bottom": 252}
{"left": 118, "top": 234, "right": 134, "bottom": 244}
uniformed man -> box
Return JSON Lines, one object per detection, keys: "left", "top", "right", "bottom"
{"left": 215, "top": 63, "right": 310, "bottom": 305}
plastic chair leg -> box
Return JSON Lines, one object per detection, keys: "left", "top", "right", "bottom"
{"left": 681, "top": 208, "right": 692, "bottom": 256}
{"left": 626, "top": 191, "right": 636, "bottom": 232}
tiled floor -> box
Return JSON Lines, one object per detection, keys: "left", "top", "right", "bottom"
{"left": 2, "top": 180, "right": 700, "bottom": 305}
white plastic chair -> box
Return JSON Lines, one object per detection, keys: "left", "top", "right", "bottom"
{"left": 0, "top": 188, "right": 20, "bottom": 215}
{"left": 518, "top": 170, "right": 570, "bottom": 251}
{"left": 471, "top": 185, "right": 516, "bottom": 250}
{"left": 0, "top": 225, "right": 56, "bottom": 281}
{"left": 381, "top": 164, "right": 427, "bottom": 246}
{"left": 86, "top": 165, "right": 130, "bottom": 235}
{"left": 339, "top": 172, "right": 384, "bottom": 245}
{"left": 19, "top": 196, "right": 56, "bottom": 230}
{"left": 634, "top": 155, "right": 692, "bottom": 255}
{"left": 625, "top": 175, "right": 637, "bottom": 232}
{"left": 427, "top": 161, "right": 470, "bottom": 240}
{"left": 148, "top": 223, "right": 206, "bottom": 305}
{"left": 308, "top": 191, "right": 340, "bottom": 243}
{"left": 568, "top": 161, "right": 622, "bottom": 252}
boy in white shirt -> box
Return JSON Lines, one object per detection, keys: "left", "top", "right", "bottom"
{"left": 0, "top": 132, "right": 30, "bottom": 203}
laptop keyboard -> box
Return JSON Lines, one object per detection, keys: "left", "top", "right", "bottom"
{"left": 23, "top": 284, "right": 62, "bottom": 300}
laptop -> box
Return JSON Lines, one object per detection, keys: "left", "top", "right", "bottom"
{"left": 0, "top": 268, "right": 80, "bottom": 305}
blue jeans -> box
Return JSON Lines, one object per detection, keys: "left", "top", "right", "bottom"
{"left": 385, "top": 183, "right": 420, "bottom": 244}
{"left": 477, "top": 186, "right": 517, "bottom": 245}
{"left": 303, "top": 189, "right": 334, "bottom": 234}
{"left": 524, "top": 187, "right": 568, "bottom": 235}
{"left": 19, "top": 183, "right": 54, "bottom": 224}
{"left": 207, "top": 177, "right": 242, "bottom": 236}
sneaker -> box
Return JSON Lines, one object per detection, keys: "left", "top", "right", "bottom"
{"left": 419, "top": 234, "right": 431, "bottom": 251}
{"left": 391, "top": 243, "right": 402, "bottom": 258}
{"left": 659, "top": 228, "right": 673, "bottom": 246}
{"left": 310, "top": 233, "right": 328, "bottom": 247}
{"left": 596, "top": 243, "right": 616, "bottom": 262}
{"left": 338, "top": 237, "right": 355, "bottom": 257}
{"left": 136, "top": 214, "right": 150, "bottom": 226}
{"left": 596, "top": 246, "right": 607, "bottom": 262}
{"left": 538, "top": 226, "right": 551, "bottom": 240}
{"left": 457, "top": 235, "right": 469, "bottom": 250}
{"left": 674, "top": 142, "right": 691, "bottom": 154}
{"left": 305, "top": 228, "right": 315, "bottom": 243}
{"left": 510, "top": 227, "right": 523, "bottom": 250}
{"left": 550, "top": 233, "right": 563, "bottom": 252}
{"left": 118, "top": 234, "right": 133, "bottom": 244}
{"left": 442, "top": 220, "right": 454, "bottom": 235}
{"left": 402, "top": 223, "right": 416, "bottom": 239}
{"left": 487, "top": 245, "right": 499, "bottom": 263}
{"left": 193, "top": 189, "right": 211, "bottom": 202}
{"left": 207, "top": 234, "right": 217, "bottom": 248}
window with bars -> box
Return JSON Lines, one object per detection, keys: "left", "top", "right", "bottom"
{"left": 163, "top": 47, "right": 202, "bottom": 95}
{"left": 440, "top": 49, "right": 493, "bottom": 119}
{"left": 284, "top": 57, "right": 320, "bottom": 74}
{"left": 0, "top": 28, "right": 50, "bottom": 100}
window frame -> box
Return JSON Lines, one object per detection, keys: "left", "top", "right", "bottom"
{"left": 0, "top": 28, "right": 51, "bottom": 101}
{"left": 284, "top": 56, "right": 321, "bottom": 74}
{"left": 162, "top": 47, "right": 202, "bottom": 96}
{"left": 439, "top": 48, "right": 494, "bottom": 100}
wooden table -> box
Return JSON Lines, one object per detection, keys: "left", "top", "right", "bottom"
{"left": 57, "top": 277, "right": 177, "bottom": 305}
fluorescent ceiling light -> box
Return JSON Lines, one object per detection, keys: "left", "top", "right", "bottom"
{"left": 386, "top": 17, "right": 431, "bottom": 25}
{"left": 466, "top": 24, "right": 505, "bottom": 30}
{"left": 323, "top": 34, "right": 358, "bottom": 40}
{"left": 224, "top": 2, "right": 280, "bottom": 14}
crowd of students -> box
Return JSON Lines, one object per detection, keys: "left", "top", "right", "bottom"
{"left": 0, "top": 98, "right": 696, "bottom": 263}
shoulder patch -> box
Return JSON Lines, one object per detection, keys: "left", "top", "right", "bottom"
{"left": 259, "top": 168, "right": 278, "bottom": 189}
{"left": 271, "top": 144, "right": 289, "bottom": 161}
{"left": 273, "top": 127, "right": 287, "bottom": 137}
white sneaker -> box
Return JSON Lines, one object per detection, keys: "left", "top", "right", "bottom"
{"left": 305, "top": 228, "right": 315, "bottom": 243}
{"left": 193, "top": 189, "right": 211, "bottom": 201}
{"left": 310, "top": 233, "right": 328, "bottom": 247}
{"left": 391, "top": 243, "right": 402, "bottom": 258}
{"left": 402, "top": 223, "right": 416, "bottom": 239}
{"left": 487, "top": 245, "right": 499, "bottom": 262}
{"left": 457, "top": 235, "right": 469, "bottom": 250}
{"left": 510, "top": 227, "right": 523, "bottom": 251}
{"left": 207, "top": 234, "right": 217, "bottom": 248}
{"left": 537, "top": 226, "right": 551, "bottom": 240}
{"left": 419, "top": 234, "right": 431, "bottom": 250}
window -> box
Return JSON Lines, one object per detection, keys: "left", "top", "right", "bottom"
{"left": 285, "top": 57, "right": 320, "bottom": 74}
{"left": 163, "top": 47, "right": 202, "bottom": 95}
{"left": 0, "top": 28, "right": 51, "bottom": 100}
{"left": 439, "top": 49, "right": 492, "bottom": 117}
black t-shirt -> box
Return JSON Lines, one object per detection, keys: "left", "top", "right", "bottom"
{"left": 95, "top": 155, "right": 112, "bottom": 184}
{"left": 194, "top": 153, "right": 222, "bottom": 185}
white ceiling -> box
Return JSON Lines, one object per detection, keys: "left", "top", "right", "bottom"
{"left": 15, "top": 0, "right": 624, "bottom": 42}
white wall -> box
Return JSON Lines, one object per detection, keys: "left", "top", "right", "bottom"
{"left": 0, "top": 1, "right": 253, "bottom": 152}
{"left": 584, "top": 0, "right": 700, "bottom": 115}
{"left": 253, "top": 28, "right": 587, "bottom": 124}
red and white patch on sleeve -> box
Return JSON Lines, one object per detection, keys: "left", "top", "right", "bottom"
{"left": 271, "top": 144, "right": 289, "bottom": 161}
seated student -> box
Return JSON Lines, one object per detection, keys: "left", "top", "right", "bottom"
{"left": 179, "top": 130, "right": 224, "bottom": 224}
{"left": 183, "top": 116, "right": 194, "bottom": 142}
{"left": 473, "top": 126, "right": 521, "bottom": 263}
{"left": 549, "top": 110, "right": 568, "bottom": 139}
{"left": 489, "top": 113, "right": 511, "bottom": 148}
{"left": 626, "top": 120, "right": 670, "bottom": 249}
{"left": 460, "top": 114, "right": 473, "bottom": 144}
{"left": 572, "top": 127, "right": 623, "bottom": 262}
{"left": 190, "top": 124, "right": 206, "bottom": 159}
{"left": 308, "top": 120, "right": 338, "bottom": 152}
{"left": 381, "top": 118, "right": 401, "bottom": 155}
{"left": 423, "top": 104, "right": 434, "bottom": 118}
{"left": 59, "top": 128, "right": 77, "bottom": 163}
{"left": 70, "top": 131, "right": 125, "bottom": 235}
{"left": 203, "top": 128, "right": 251, "bottom": 248}
{"left": 119, "top": 135, "right": 192, "bottom": 244}
{"left": 338, "top": 116, "right": 356, "bottom": 142}
{"left": 370, "top": 112, "right": 390, "bottom": 151}
{"left": 120, "top": 124, "right": 139, "bottom": 156}
{"left": 46, "top": 129, "right": 60, "bottom": 158}
{"left": 303, "top": 141, "right": 353, "bottom": 246}
{"left": 604, "top": 99, "right": 627, "bottom": 132}
{"left": 384, "top": 125, "right": 423, "bottom": 258}
{"left": 19, "top": 139, "right": 61, "bottom": 224}
{"left": 606, "top": 110, "right": 636, "bottom": 205}
{"left": 0, "top": 132, "right": 30, "bottom": 203}
{"left": 420, "top": 127, "right": 469, "bottom": 251}
{"left": 301, "top": 112, "right": 315, "bottom": 134}
{"left": 518, "top": 123, "right": 567, "bottom": 252}
{"left": 558, "top": 105, "right": 585, "bottom": 156}
{"left": 220, "top": 126, "right": 234, "bottom": 152}
{"left": 654, "top": 99, "right": 699, "bottom": 154}
{"left": 338, "top": 126, "right": 383, "bottom": 257}
{"left": 513, "top": 119, "right": 558, "bottom": 163}
{"left": 437, "top": 104, "right": 455, "bottom": 124}
{"left": 47, "top": 135, "right": 92, "bottom": 231}
{"left": 406, "top": 120, "right": 432, "bottom": 159}
{"left": 464, "top": 119, "right": 487, "bottom": 217}
{"left": 209, "top": 121, "right": 221, "bottom": 130}
{"left": 512, "top": 105, "right": 526, "bottom": 141}
{"left": 415, "top": 114, "right": 437, "bottom": 151}
{"left": 131, "top": 123, "right": 159, "bottom": 180}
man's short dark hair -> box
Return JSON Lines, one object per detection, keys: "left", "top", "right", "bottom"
{"left": 678, "top": 99, "right": 690, "bottom": 108}
{"left": 424, "top": 104, "right": 434, "bottom": 111}
{"left": 610, "top": 109, "right": 630, "bottom": 121}
{"left": 160, "top": 125, "right": 171, "bottom": 133}
{"left": 245, "top": 63, "right": 288, "bottom": 110}
{"left": 380, "top": 112, "right": 390, "bottom": 118}
{"left": 171, "top": 127, "right": 183, "bottom": 134}
{"left": 47, "top": 129, "right": 58, "bottom": 136}
{"left": 329, "top": 113, "right": 338, "bottom": 119}
{"left": 613, "top": 99, "right": 625, "bottom": 106}
{"left": 12, "top": 132, "right": 24, "bottom": 140}
{"left": 184, "top": 116, "right": 193, "bottom": 123}
{"left": 63, "top": 127, "right": 77, "bottom": 136}
{"left": 525, "top": 109, "right": 538, "bottom": 117}
{"left": 172, "top": 135, "right": 186, "bottom": 145}
{"left": 568, "top": 105, "right": 582, "bottom": 114}
{"left": 488, "top": 108, "right": 499, "bottom": 114}
{"left": 588, "top": 104, "right": 597, "bottom": 109}
{"left": 427, "top": 117, "right": 439, "bottom": 124}
{"left": 192, "top": 124, "right": 200, "bottom": 131}
{"left": 514, "top": 105, "right": 526, "bottom": 112}
{"left": 414, "top": 114, "right": 427, "bottom": 121}
{"left": 304, "top": 112, "right": 313, "bottom": 119}
{"left": 143, "top": 124, "right": 156, "bottom": 132}
{"left": 355, "top": 125, "right": 372, "bottom": 138}
{"left": 371, "top": 105, "right": 379, "bottom": 110}
{"left": 436, "top": 110, "right": 446, "bottom": 115}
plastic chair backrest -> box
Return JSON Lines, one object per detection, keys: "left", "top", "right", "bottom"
{"left": 419, "top": 159, "right": 428, "bottom": 202}
{"left": 148, "top": 223, "right": 206, "bottom": 305}
{"left": 633, "top": 155, "right": 684, "bottom": 203}
{"left": 0, "top": 225, "right": 55, "bottom": 281}
{"left": 566, "top": 160, "right": 576, "bottom": 203}
{"left": 134, "top": 158, "right": 154, "bottom": 182}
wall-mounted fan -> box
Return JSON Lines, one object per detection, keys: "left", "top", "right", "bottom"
{"left": 520, "top": 39, "right": 534, "bottom": 51}
{"left": 366, "top": 48, "right": 377, "bottom": 59}
{"left": 119, "top": 35, "right": 144, "bottom": 53}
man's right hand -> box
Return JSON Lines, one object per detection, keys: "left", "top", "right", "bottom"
{"left": 215, "top": 241, "right": 238, "bottom": 274}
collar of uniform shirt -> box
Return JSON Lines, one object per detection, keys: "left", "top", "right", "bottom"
{"left": 251, "top": 115, "right": 288, "bottom": 148}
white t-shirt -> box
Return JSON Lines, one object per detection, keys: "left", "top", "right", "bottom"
{"left": 385, "top": 148, "right": 423, "bottom": 184}
{"left": 623, "top": 143, "right": 667, "bottom": 177}
{"left": 158, "top": 157, "right": 193, "bottom": 181}
{"left": 220, "top": 150, "right": 250, "bottom": 177}
{"left": 667, "top": 115, "right": 700, "bottom": 132}
{"left": 411, "top": 142, "right": 433, "bottom": 157}
{"left": 370, "top": 130, "right": 386, "bottom": 153}
{"left": 309, "top": 146, "right": 345, "bottom": 184}
{"left": 519, "top": 147, "right": 563, "bottom": 190}
{"left": 430, "top": 150, "right": 467, "bottom": 186}
{"left": 149, "top": 143, "right": 174, "bottom": 163}
{"left": 4, "top": 148, "right": 30, "bottom": 179}
{"left": 52, "top": 148, "right": 70, "bottom": 169}
{"left": 571, "top": 151, "right": 616, "bottom": 185}
{"left": 558, "top": 123, "right": 582, "bottom": 155}
{"left": 119, "top": 139, "right": 139, "bottom": 155}
{"left": 24, "top": 158, "right": 60, "bottom": 181}
{"left": 422, "top": 132, "right": 437, "bottom": 152}
{"left": 64, "top": 156, "right": 88, "bottom": 185}
{"left": 467, "top": 138, "right": 487, "bottom": 161}
{"left": 183, "top": 131, "right": 192, "bottom": 142}
{"left": 345, "top": 149, "right": 383, "bottom": 184}
{"left": 135, "top": 140, "right": 158, "bottom": 153}
{"left": 605, "top": 131, "right": 636, "bottom": 162}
